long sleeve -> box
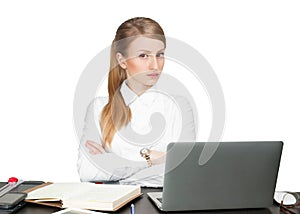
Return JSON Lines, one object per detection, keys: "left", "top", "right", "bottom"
{"left": 174, "top": 95, "right": 197, "bottom": 142}
{"left": 77, "top": 98, "right": 147, "bottom": 182}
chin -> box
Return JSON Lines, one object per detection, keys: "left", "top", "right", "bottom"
{"left": 145, "top": 80, "right": 158, "bottom": 87}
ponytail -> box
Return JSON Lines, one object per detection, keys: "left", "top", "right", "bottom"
{"left": 100, "top": 41, "right": 132, "bottom": 147}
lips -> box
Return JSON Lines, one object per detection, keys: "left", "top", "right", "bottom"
{"left": 146, "top": 73, "right": 160, "bottom": 77}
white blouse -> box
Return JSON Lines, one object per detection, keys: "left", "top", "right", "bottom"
{"left": 77, "top": 81, "right": 196, "bottom": 187}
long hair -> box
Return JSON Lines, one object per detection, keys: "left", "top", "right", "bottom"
{"left": 100, "top": 17, "right": 166, "bottom": 147}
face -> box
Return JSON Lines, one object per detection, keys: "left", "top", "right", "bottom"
{"left": 117, "top": 36, "right": 165, "bottom": 94}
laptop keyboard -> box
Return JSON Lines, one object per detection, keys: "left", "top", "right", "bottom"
{"left": 157, "top": 197, "right": 163, "bottom": 203}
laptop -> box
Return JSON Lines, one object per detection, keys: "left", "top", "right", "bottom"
{"left": 148, "top": 141, "right": 283, "bottom": 211}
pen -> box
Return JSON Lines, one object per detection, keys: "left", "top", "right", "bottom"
{"left": 0, "top": 177, "right": 24, "bottom": 197}
{"left": 130, "top": 204, "right": 135, "bottom": 214}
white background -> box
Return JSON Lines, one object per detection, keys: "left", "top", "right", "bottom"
{"left": 0, "top": 1, "right": 299, "bottom": 191}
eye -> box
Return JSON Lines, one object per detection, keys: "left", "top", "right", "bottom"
{"left": 157, "top": 52, "right": 164, "bottom": 58}
{"left": 138, "top": 53, "right": 148, "bottom": 58}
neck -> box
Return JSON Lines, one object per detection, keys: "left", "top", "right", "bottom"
{"left": 126, "top": 79, "right": 151, "bottom": 96}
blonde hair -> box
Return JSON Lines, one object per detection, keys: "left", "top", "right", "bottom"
{"left": 100, "top": 17, "right": 166, "bottom": 147}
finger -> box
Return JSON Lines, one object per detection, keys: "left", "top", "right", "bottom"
{"left": 85, "top": 141, "right": 101, "bottom": 154}
{"left": 90, "top": 142, "right": 105, "bottom": 153}
{"left": 88, "top": 142, "right": 105, "bottom": 153}
{"left": 85, "top": 141, "right": 105, "bottom": 154}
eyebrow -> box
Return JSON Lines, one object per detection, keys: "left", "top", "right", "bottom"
{"left": 136, "top": 49, "right": 165, "bottom": 53}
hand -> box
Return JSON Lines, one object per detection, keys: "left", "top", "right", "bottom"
{"left": 85, "top": 141, "right": 106, "bottom": 155}
{"left": 150, "top": 150, "right": 166, "bottom": 165}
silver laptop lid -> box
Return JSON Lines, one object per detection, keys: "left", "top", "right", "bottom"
{"left": 162, "top": 141, "right": 283, "bottom": 211}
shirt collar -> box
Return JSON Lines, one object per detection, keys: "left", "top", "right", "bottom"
{"left": 120, "top": 80, "right": 138, "bottom": 106}
{"left": 120, "top": 80, "right": 158, "bottom": 106}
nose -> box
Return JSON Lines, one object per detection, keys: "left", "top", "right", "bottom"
{"left": 149, "top": 55, "right": 159, "bottom": 70}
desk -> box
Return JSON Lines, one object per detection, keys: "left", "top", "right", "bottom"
{"left": 0, "top": 182, "right": 282, "bottom": 214}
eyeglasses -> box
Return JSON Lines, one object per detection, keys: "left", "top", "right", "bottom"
{"left": 274, "top": 191, "right": 300, "bottom": 213}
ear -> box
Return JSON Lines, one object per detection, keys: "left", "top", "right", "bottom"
{"left": 116, "top": 52, "right": 127, "bottom": 69}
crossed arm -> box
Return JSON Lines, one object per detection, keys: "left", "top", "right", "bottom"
{"left": 77, "top": 96, "right": 196, "bottom": 185}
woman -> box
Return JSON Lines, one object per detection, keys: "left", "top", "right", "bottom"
{"left": 77, "top": 17, "right": 196, "bottom": 187}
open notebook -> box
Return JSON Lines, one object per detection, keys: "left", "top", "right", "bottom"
{"left": 25, "top": 182, "right": 141, "bottom": 211}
